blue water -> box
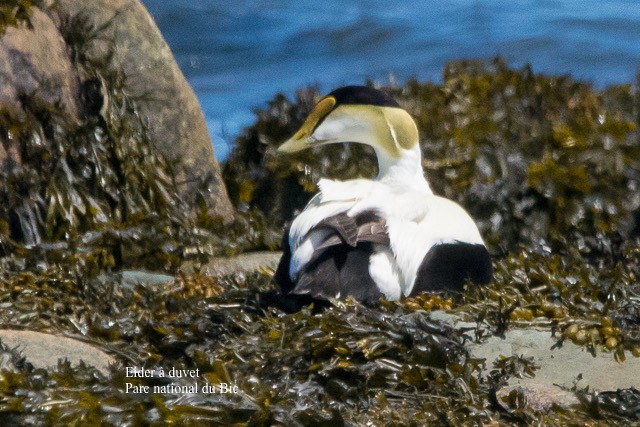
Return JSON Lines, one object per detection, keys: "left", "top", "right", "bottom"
{"left": 143, "top": 0, "right": 640, "bottom": 162}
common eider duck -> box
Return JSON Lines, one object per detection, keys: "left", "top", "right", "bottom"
{"left": 274, "top": 86, "right": 492, "bottom": 304}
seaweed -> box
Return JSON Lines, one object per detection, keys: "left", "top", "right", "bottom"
{"left": 224, "top": 58, "right": 640, "bottom": 254}
{"left": 3, "top": 10, "right": 640, "bottom": 422}
{"left": 0, "top": 0, "right": 46, "bottom": 35}
{"left": 1, "top": 262, "right": 639, "bottom": 425}
{"left": 1, "top": 8, "right": 275, "bottom": 274}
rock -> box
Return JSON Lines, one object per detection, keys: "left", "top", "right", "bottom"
{"left": 0, "top": 9, "right": 79, "bottom": 117}
{"left": 496, "top": 383, "right": 579, "bottom": 412}
{"left": 0, "top": 329, "right": 115, "bottom": 374}
{"left": 0, "top": 0, "right": 233, "bottom": 221}
{"left": 429, "top": 312, "right": 640, "bottom": 411}
{"left": 470, "top": 329, "right": 640, "bottom": 410}
{"left": 95, "top": 270, "right": 175, "bottom": 291}
{"left": 0, "top": 8, "right": 80, "bottom": 169}
{"left": 53, "top": 0, "right": 233, "bottom": 220}
{"left": 188, "top": 251, "right": 283, "bottom": 278}
{"left": 429, "top": 310, "right": 479, "bottom": 330}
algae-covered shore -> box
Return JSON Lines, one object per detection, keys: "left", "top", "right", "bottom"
{"left": 2, "top": 2, "right": 640, "bottom": 425}
{"left": 2, "top": 59, "right": 640, "bottom": 424}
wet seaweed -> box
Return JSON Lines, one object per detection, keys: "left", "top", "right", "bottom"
{"left": 2, "top": 263, "right": 640, "bottom": 425}
{"left": 3, "top": 12, "right": 640, "bottom": 423}
{"left": 0, "top": 268, "right": 505, "bottom": 425}
{"left": 1, "top": 8, "right": 273, "bottom": 273}
{"left": 224, "top": 58, "right": 640, "bottom": 254}
{"left": 0, "top": 0, "right": 45, "bottom": 35}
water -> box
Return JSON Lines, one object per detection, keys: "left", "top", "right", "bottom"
{"left": 143, "top": 0, "right": 640, "bottom": 162}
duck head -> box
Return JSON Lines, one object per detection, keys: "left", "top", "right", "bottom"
{"left": 278, "top": 86, "right": 425, "bottom": 183}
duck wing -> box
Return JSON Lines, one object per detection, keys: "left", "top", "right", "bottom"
{"left": 313, "top": 212, "right": 389, "bottom": 250}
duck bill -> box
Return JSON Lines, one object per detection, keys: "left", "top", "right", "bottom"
{"left": 278, "top": 95, "right": 336, "bottom": 153}
{"left": 278, "top": 135, "right": 310, "bottom": 153}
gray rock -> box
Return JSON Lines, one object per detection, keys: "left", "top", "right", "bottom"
{"left": 429, "top": 310, "right": 481, "bottom": 330}
{"left": 0, "top": 9, "right": 79, "bottom": 117}
{"left": 53, "top": 0, "right": 234, "bottom": 220}
{"left": 188, "top": 251, "right": 283, "bottom": 278}
{"left": 430, "top": 311, "right": 640, "bottom": 411}
{"left": 0, "top": 329, "right": 115, "bottom": 374}
{"left": 496, "top": 383, "right": 579, "bottom": 411}
{"left": 95, "top": 269, "right": 175, "bottom": 291}
{"left": 469, "top": 328, "right": 640, "bottom": 410}
{"left": 0, "top": 0, "right": 233, "bottom": 221}
{"left": 0, "top": 8, "right": 80, "bottom": 170}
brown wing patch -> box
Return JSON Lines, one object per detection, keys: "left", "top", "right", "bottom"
{"left": 313, "top": 212, "right": 389, "bottom": 251}
{"left": 315, "top": 214, "right": 359, "bottom": 247}
{"left": 280, "top": 211, "right": 391, "bottom": 304}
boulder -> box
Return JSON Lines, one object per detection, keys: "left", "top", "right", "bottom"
{"left": 53, "top": 0, "right": 233, "bottom": 220}
{"left": 0, "top": 8, "right": 80, "bottom": 169}
{"left": 0, "top": 329, "right": 115, "bottom": 374}
{"left": 430, "top": 311, "right": 640, "bottom": 411}
{"left": 0, "top": 0, "right": 233, "bottom": 221}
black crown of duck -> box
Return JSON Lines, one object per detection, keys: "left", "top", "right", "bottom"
{"left": 275, "top": 86, "right": 492, "bottom": 304}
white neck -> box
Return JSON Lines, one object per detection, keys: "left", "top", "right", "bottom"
{"left": 373, "top": 144, "right": 432, "bottom": 193}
